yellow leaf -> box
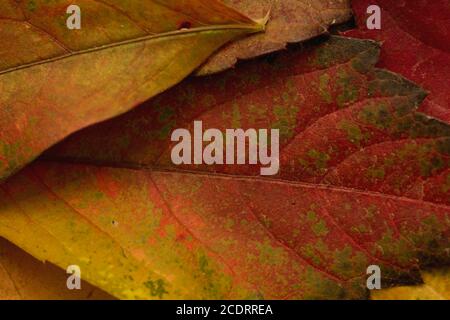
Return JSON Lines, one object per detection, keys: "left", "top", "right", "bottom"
{"left": 0, "top": 237, "right": 113, "bottom": 299}
{"left": 372, "top": 269, "right": 450, "bottom": 300}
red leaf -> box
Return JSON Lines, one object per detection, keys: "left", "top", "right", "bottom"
{"left": 1, "top": 162, "right": 448, "bottom": 299}
{"left": 47, "top": 36, "right": 450, "bottom": 206}
{"left": 345, "top": 0, "right": 450, "bottom": 123}
{"left": 2, "top": 36, "right": 448, "bottom": 299}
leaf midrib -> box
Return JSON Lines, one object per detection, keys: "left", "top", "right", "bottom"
{"left": 36, "top": 159, "right": 450, "bottom": 212}
{"left": 0, "top": 23, "right": 261, "bottom": 76}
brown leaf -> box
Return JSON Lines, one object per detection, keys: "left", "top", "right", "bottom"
{"left": 196, "top": 0, "right": 352, "bottom": 75}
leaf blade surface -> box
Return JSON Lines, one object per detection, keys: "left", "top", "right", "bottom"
{"left": 0, "top": 0, "right": 262, "bottom": 180}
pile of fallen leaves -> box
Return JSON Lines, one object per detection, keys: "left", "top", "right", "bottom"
{"left": 0, "top": 0, "right": 448, "bottom": 300}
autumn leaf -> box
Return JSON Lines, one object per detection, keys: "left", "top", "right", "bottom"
{"left": 372, "top": 268, "right": 450, "bottom": 300}
{"left": 0, "top": 162, "right": 449, "bottom": 299}
{"left": 0, "top": 237, "right": 113, "bottom": 299}
{"left": 345, "top": 0, "right": 450, "bottom": 123}
{"left": 0, "top": 0, "right": 263, "bottom": 181}
{"left": 0, "top": 37, "right": 448, "bottom": 299}
{"left": 48, "top": 36, "right": 450, "bottom": 206}
{"left": 197, "top": 0, "right": 352, "bottom": 75}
